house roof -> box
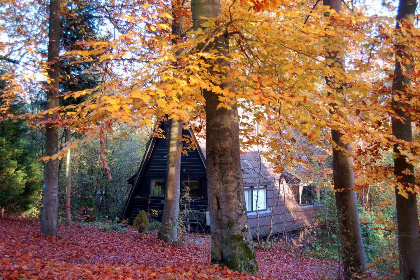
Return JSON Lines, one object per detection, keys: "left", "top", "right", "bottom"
{"left": 123, "top": 135, "right": 157, "bottom": 217}
{"left": 124, "top": 123, "right": 306, "bottom": 217}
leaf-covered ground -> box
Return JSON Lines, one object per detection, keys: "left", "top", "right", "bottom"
{"left": 1, "top": 219, "right": 342, "bottom": 279}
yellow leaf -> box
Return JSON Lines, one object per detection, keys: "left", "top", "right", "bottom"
{"left": 156, "top": 88, "right": 165, "bottom": 97}
{"left": 39, "top": 156, "right": 50, "bottom": 162}
{"left": 132, "top": 89, "right": 142, "bottom": 98}
{"left": 159, "top": 13, "right": 173, "bottom": 20}
{"left": 157, "top": 99, "right": 167, "bottom": 108}
{"left": 143, "top": 119, "right": 152, "bottom": 127}
{"left": 99, "top": 54, "right": 114, "bottom": 62}
{"left": 141, "top": 95, "right": 151, "bottom": 103}
{"left": 189, "top": 65, "right": 200, "bottom": 71}
{"left": 158, "top": 23, "right": 171, "bottom": 30}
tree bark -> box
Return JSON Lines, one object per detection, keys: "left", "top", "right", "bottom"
{"left": 191, "top": 0, "right": 258, "bottom": 274}
{"left": 65, "top": 128, "right": 72, "bottom": 226}
{"left": 323, "top": 0, "right": 366, "bottom": 278}
{"left": 331, "top": 130, "right": 366, "bottom": 278}
{"left": 40, "top": 0, "right": 61, "bottom": 236}
{"left": 158, "top": 1, "right": 184, "bottom": 243}
{"left": 158, "top": 120, "right": 182, "bottom": 242}
{"left": 392, "top": 1, "right": 420, "bottom": 278}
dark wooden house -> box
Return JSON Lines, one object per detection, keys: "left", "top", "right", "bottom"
{"left": 122, "top": 122, "right": 208, "bottom": 225}
{"left": 123, "top": 122, "right": 320, "bottom": 237}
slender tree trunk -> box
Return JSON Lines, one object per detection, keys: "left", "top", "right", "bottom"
{"left": 40, "top": 0, "right": 61, "bottom": 236}
{"left": 158, "top": 1, "right": 184, "bottom": 243}
{"left": 159, "top": 120, "right": 182, "bottom": 242}
{"left": 392, "top": 1, "right": 420, "bottom": 278}
{"left": 331, "top": 131, "right": 366, "bottom": 278}
{"left": 65, "top": 128, "right": 72, "bottom": 226}
{"left": 323, "top": 1, "right": 366, "bottom": 278}
{"left": 191, "top": 0, "right": 258, "bottom": 274}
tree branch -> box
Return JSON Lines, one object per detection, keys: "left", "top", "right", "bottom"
{"left": 0, "top": 56, "right": 19, "bottom": 64}
{"left": 304, "top": 0, "right": 321, "bottom": 24}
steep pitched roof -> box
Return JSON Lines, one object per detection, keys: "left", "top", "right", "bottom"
{"left": 122, "top": 124, "right": 207, "bottom": 219}
{"left": 123, "top": 136, "right": 157, "bottom": 218}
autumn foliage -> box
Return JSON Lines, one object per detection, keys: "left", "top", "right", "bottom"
{"left": 1, "top": 0, "right": 420, "bottom": 277}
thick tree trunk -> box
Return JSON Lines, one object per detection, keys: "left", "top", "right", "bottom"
{"left": 392, "top": 1, "right": 420, "bottom": 278}
{"left": 158, "top": 1, "right": 184, "bottom": 243}
{"left": 65, "top": 129, "right": 72, "bottom": 226}
{"left": 323, "top": 1, "right": 366, "bottom": 278}
{"left": 40, "top": 0, "right": 61, "bottom": 236}
{"left": 158, "top": 120, "right": 182, "bottom": 242}
{"left": 191, "top": 0, "right": 258, "bottom": 274}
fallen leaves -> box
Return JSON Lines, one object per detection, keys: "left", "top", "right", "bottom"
{"left": 0, "top": 219, "right": 340, "bottom": 279}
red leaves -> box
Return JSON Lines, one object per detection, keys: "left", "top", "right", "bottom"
{"left": 256, "top": 246, "right": 339, "bottom": 279}
{"left": 0, "top": 219, "right": 339, "bottom": 279}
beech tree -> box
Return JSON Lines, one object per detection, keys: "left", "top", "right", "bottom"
{"left": 40, "top": 0, "right": 61, "bottom": 236}
{"left": 323, "top": 0, "right": 366, "bottom": 278}
{"left": 391, "top": 0, "right": 420, "bottom": 278}
{"left": 191, "top": 0, "right": 258, "bottom": 274}
{"left": 158, "top": 0, "right": 185, "bottom": 243}
{"left": 158, "top": 119, "right": 182, "bottom": 242}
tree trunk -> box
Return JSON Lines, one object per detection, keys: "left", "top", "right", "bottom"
{"left": 40, "top": 0, "right": 61, "bottom": 236}
{"left": 331, "top": 131, "right": 366, "bottom": 278}
{"left": 65, "top": 128, "right": 72, "bottom": 226}
{"left": 392, "top": 1, "right": 420, "bottom": 278}
{"left": 191, "top": 0, "right": 258, "bottom": 274}
{"left": 158, "top": 1, "right": 184, "bottom": 243}
{"left": 158, "top": 119, "right": 182, "bottom": 242}
{"left": 323, "top": 0, "right": 366, "bottom": 278}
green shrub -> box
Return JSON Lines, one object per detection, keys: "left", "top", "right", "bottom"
{"left": 133, "top": 210, "right": 149, "bottom": 233}
{"left": 147, "top": 220, "right": 161, "bottom": 231}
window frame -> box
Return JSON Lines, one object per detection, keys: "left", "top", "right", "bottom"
{"left": 244, "top": 185, "right": 267, "bottom": 212}
{"left": 150, "top": 178, "right": 165, "bottom": 197}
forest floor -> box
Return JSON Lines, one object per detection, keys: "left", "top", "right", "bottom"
{"left": 0, "top": 219, "right": 384, "bottom": 279}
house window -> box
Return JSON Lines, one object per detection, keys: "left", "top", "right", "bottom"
{"left": 244, "top": 186, "right": 267, "bottom": 212}
{"left": 294, "top": 185, "right": 319, "bottom": 206}
{"left": 301, "top": 185, "right": 315, "bottom": 205}
{"left": 151, "top": 179, "right": 165, "bottom": 197}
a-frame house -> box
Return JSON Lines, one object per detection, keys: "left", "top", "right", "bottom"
{"left": 122, "top": 121, "right": 321, "bottom": 237}
{"left": 122, "top": 121, "right": 208, "bottom": 225}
